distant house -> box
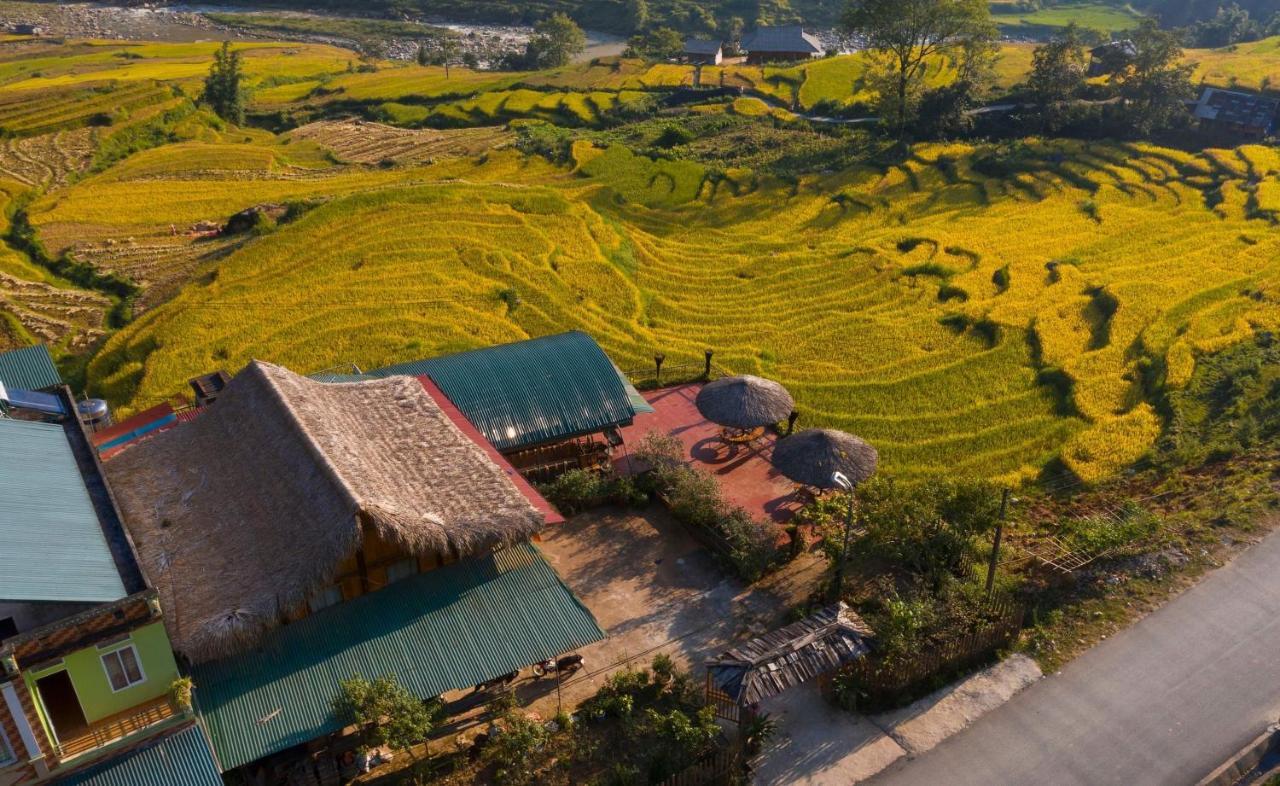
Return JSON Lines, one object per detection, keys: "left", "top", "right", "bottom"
{"left": 1087, "top": 39, "right": 1136, "bottom": 77}
{"left": 0, "top": 399, "right": 213, "bottom": 783}
{"left": 11, "top": 24, "right": 42, "bottom": 37}
{"left": 741, "top": 25, "right": 823, "bottom": 64}
{"left": 103, "top": 361, "right": 602, "bottom": 777}
{"left": 318, "top": 331, "right": 655, "bottom": 482}
{"left": 684, "top": 37, "right": 723, "bottom": 65}
{"left": 1193, "top": 87, "right": 1278, "bottom": 139}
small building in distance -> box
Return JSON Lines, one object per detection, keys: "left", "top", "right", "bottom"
{"left": 683, "top": 37, "right": 723, "bottom": 65}
{"left": 1193, "top": 86, "right": 1279, "bottom": 140}
{"left": 1087, "top": 39, "right": 1136, "bottom": 77}
{"left": 741, "top": 25, "right": 823, "bottom": 64}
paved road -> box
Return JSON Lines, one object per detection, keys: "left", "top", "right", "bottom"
{"left": 870, "top": 524, "right": 1280, "bottom": 786}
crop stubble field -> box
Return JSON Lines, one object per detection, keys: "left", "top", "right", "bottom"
{"left": 3, "top": 35, "right": 1280, "bottom": 485}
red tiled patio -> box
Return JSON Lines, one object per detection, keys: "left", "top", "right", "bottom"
{"left": 615, "top": 383, "right": 806, "bottom": 524}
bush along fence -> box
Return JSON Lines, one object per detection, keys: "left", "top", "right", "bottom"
{"left": 634, "top": 433, "right": 793, "bottom": 583}
{"left": 830, "top": 598, "right": 1025, "bottom": 713}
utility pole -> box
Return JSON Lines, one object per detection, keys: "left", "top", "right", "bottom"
{"left": 986, "top": 487, "right": 1010, "bottom": 597}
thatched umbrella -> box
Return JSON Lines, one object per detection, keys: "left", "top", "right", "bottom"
{"left": 695, "top": 375, "right": 795, "bottom": 429}
{"left": 771, "top": 428, "right": 878, "bottom": 490}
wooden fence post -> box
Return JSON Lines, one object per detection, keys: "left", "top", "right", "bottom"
{"left": 703, "top": 349, "right": 713, "bottom": 380}
{"left": 985, "top": 488, "right": 1010, "bottom": 597}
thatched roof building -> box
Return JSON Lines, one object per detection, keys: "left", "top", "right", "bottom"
{"left": 104, "top": 360, "right": 545, "bottom": 662}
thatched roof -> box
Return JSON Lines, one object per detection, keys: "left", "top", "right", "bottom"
{"left": 104, "top": 360, "right": 544, "bottom": 662}
{"left": 706, "top": 602, "right": 873, "bottom": 706}
{"left": 772, "top": 428, "right": 878, "bottom": 489}
{"left": 695, "top": 375, "right": 794, "bottom": 429}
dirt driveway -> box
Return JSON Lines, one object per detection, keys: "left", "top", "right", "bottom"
{"left": 530, "top": 505, "right": 824, "bottom": 714}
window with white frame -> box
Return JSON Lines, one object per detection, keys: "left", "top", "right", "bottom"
{"left": 0, "top": 725, "right": 15, "bottom": 767}
{"left": 100, "top": 644, "right": 146, "bottom": 692}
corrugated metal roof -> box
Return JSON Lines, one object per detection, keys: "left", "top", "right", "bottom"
{"left": 0, "top": 419, "right": 126, "bottom": 603}
{"left": 684, "top": 38, "right": 723, "bottom": 55}
{"left": 58, "top": 724, "right": 223, "bottom": 786}
{"left": 0, "top": 344, "right": 61, "bottom": 391}
{"left": 191, "top": 542, "right": 603, "bottom": 771}
{"left": 367, "top": 331, "right": 639, "bottom": 451}
{"left": 742, "top": 25, "right": 823, "bottom": 54}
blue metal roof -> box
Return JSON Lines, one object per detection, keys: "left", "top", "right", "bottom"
{"left": 0, "top": 419, "right": 126, "bottom": 603}
{"left": 191, "top": 542, "right": 604, "bottom": 771}
{"left": 0, "top": 344, "right": 62, "bottom": 390}
{"left": 366, "top": 331, "right": 645, "bottom": 451}
{"left": 59, "top": 725, "right": 223, "bottom": 786}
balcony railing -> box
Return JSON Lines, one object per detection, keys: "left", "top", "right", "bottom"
{"left": 55, "top": 696, "right": 179, "bottom": 761}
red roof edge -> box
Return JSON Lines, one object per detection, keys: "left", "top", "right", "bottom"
{"left": 416, "top": 375, "right": 565, "bottom": 526}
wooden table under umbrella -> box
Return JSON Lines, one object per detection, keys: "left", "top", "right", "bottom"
{"left": 694, "top": 375, "right": 795, "bottom": 444}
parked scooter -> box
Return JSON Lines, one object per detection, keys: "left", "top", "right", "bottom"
{"left": 532, "top": 653, "right": 585, "bottom": 679}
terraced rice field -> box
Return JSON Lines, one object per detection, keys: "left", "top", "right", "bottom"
{"left": 0, "top": 127, "right": 97, "bottom": 187}
{"left": 68, "top": 138, "right": 1280, "bottom": 485}
{"left": 0, "top": 182, "right": 109, "bottom": 351}
{"left": 287, "top": 120, "right": 513, "bottom": 164}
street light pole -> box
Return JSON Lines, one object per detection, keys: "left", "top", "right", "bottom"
{"left": 831, "top": 471, "right": 855, "bottom": 601}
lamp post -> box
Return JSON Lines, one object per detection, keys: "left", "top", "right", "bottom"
{"left": 830, "top": 471, "right": 856, "bottom": 601}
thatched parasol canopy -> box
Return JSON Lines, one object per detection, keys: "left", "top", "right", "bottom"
{"left": 105, "top": 360, "right": 544, "bottom": 663}
{"left": 772, "top": 428, "right": 878, "bottom": 489}
{"left": 695, "top": 375, "right": 795, "bottom": 429}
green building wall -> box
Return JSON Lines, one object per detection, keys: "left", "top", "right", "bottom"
{"left": 25, "top": 622, "right": 179, "bottom": 738}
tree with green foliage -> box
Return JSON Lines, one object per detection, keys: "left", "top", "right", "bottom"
{"left": 332, "top": 675, "right": 443, "bottom": 755}
{"left": 524, "top": 13, "right": 587, "bottom": 69}
{"left": 1029, "top": 23, "right": 1088, "bottom": 106}
{"left": 841, "top": 0, "right": 997, "bottom": 139}
{"left": 1191, "top": 2, "right": 1260, "bottom": 47}
{"left": 1115, "top": 19, "right": 1197, "bottom": 137}
{"left": 625, "top": 26, "right": 684, "bottom": 60}
{"left": 201, "top": 41, "right": 245, "bottom": 125}
{"left": 624, "top": 0, "right": 650, "bottom": 33}
{"left": 417, "top": 35, "right": 462, "bottom": 77}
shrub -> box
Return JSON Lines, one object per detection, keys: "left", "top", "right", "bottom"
{"left": 487, "top": 711, "right": 551, "bottom": 785}
{"left": 1058, "top": 501, "right": 1160, "bottom": 555}
{"left": 539, "top": 468, "right": 611, "bottom": 514}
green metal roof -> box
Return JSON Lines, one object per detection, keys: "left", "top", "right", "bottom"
{"left": 368, "top": 331, "right": 645, "bottom": 451}
{"left": 59, "top": 724, "right": 223, "bottom": 786}
{"left": 0, "top": 419, "right": 126, "bottom": 603}
{"left": 0, "top": 344, "right": 61, "bottom": 391}
{"left": 191, "top": 542, "right": 603, "bottom": 771}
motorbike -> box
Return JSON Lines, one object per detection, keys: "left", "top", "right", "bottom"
{"left": 532, "top": 653, "right": 585, "bottom": 679}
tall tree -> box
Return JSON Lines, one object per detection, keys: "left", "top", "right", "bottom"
{"left": 332, "top": 675, "right": 443, "bottom": 755}
{"left": 418, "top": 35, "right": 462, "bottom": 77}
{"left": 525, "top": 13, "right": 587, "bottom": 69}
{"left": 1028, "top": 22, "right": 1087, "bottom": 105}
{"left": 1117, "top": 19, "right": 1197, "bottom": 137}
{"left": 625, "top": 26, "right": 684, "bottom": 60}
{"left": 202, "top": 41, "right": 245, "bottom": 125}
{"left": 624, "top": 0, "right": 650, "bottom": 33}
{"left": 841, "top": 0, "right": 996, "bottom": 138}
